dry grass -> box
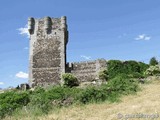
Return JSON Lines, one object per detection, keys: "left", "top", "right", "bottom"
{"left": 4, "top": 80, "right": 160, "bottom": 120}
{"left": 39, "top": 80, "right": 160, "bottom": 120}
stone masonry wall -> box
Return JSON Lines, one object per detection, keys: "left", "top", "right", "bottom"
{"left": 28, "top": 16, "right": 68, "bottom": 87}
{"left": 67, "top": 59, "right": 107, "bottom": 84}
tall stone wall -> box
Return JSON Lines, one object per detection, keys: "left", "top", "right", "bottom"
{"left": 67, "top": 59, "right": 107, "bottom": 84}
{"left": 28, "top": 16, "right": 68, "bottom": 87}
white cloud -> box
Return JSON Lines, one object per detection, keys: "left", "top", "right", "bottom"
{"left": 135, "top": 34, "right": 151, "bottom": 41}
{"left": 0, "top": 82, "right": 4, "bottom": 85}
{"left": 80, "top": 55, "right": 91, "bottom": 60}
{"left": 15, "top": 71, "right": 28, "bottom": 79}
{"left": 17, "top": 24, "right": 30, "bottom": 38}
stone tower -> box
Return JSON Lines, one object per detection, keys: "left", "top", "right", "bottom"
{"left": 28, "top": 16, "right": 68, "bottom": 87}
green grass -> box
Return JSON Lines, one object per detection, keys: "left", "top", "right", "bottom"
{"left": 0, "top": 75, "right": 141, "bottom": 119}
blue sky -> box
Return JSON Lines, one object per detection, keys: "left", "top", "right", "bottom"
{"left": 0, "top": 0, "right": 160, "bottom": 88}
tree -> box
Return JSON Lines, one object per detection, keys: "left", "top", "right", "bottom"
{"left": 149, "top": 57, "right": 158, "bottom": 66}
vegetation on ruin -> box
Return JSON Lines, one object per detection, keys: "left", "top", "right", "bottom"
{"left": 62, "top": 73, "right": 79, "bottom": 87}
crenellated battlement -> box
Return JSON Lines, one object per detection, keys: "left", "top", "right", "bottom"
{"left": 28, "top": 16, "right": 67, "bottom": 35}
{"left": 28, "top": 17, "right": 35, "bottom": 34}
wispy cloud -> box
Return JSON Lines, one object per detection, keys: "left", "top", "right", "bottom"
{"left": 135, "top": 34, "right": 151, "bottom": 41}
{"left": 15, "top": 71, "right": 28, "bottom": 79}
{"left": 17, "top": 24, "right": 29, "bottom": 38}
{"left": 0, "top": 82, "right": 4, "bottom": 85}
{"left": 80, "top": 55, "right": 91, "bottom": 60}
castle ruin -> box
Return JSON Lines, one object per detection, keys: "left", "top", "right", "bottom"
{"left": 28, "top": 16, "right": 106, "bottom": 87}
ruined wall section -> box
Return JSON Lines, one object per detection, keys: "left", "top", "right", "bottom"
{"left": 67, "top": 59, "right": 107, "bottom": 83}
{"left": 28, "top": 16, "right": 68, "bottom": 87}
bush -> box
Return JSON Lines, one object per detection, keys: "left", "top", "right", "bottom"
{"left": 79, "top": 86, "right": 107, "bottom": 104}
{"left": 107, "top": 60, "right": 149, "bottom": 79}
{"left": 28, "top": 87, "right": 51, "bottom": 114}
{"left": 62, "top": 73, "right": 79, "bottom": 87}
{"left": 98, "top": 69, "right": 109, "bottom": 81}
{"left": 0, "top": 91, "right": 30, "bottom": 118}
{"left": 107, "top": 74, "right": 139, "bottom": 95}
{"left": 28, "top": 86, "right": 83, "bottom": 115}
{"left": 107, "top": 60, "right": 123, "bottom": 79}
{"left": 79, "top": 73, "right": 140, "bottom": 104}
{"left": 149, "top": 57, "right": 158, "bottom": 66}
{"left": 123, "top": 60, "right": 141, "bottom": 74}
{"left": 128, "top": 72, "right": 145, "bottom": 79}
{"left": 46, "top": 86, "right": 81, "bottom": 101}
{"left": 139, "top": 62, "right": 149, "bottom": 74}
{"left": 144, "top": 65, "right": 160, "bottom": 76}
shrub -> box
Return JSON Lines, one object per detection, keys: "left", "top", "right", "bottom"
{"left": 28, "top": 89, "right": 51, "bottom": 114}
{"left": 34, "top": 86, "right": 45, "bottom": 93}
{"left": 128, "top": 72, "right": 145, "bottom": 79}
{"left": 107, "top": 74, "right": 139, "bottom": 95}
{"left": 98, "top": 69, "right": 109, "bottom": 81}
{"left": 46, "top": 86, "right": 80, "bottom": 100}
{"left": 123, "top": 60, "right": 141, "bottom": 74}
{"left": 0, "top": 91, "right": 30, "bottom": 118}
{"left": 144, "top": 65, "right": 160, "bottom": 76}
{"left": 139, "top": 62, "right": 149, "bottom": 74}
{"left": 28, "top": 86, "right": 82, "bottom": 115}
{"left": 62, "top": 73, "right": 79, "bottom": 87}
{"left": 107, "top": 60, "right": 123, "bottom": 79}
{"left": 107, "top": 60, "right": 149, "bottom": 79}
{"left": 79, "top": 86, "right": 107, "bottom": 104}
{"left": 79, "top": 73, "right": 140, "bottom": 104}
{"left": 149, "top": 57, "right": 158, "bottom": 66}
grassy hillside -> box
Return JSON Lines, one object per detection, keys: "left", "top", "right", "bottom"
{"left": 4, "top": 80, "right": 160, "bottom": 120}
